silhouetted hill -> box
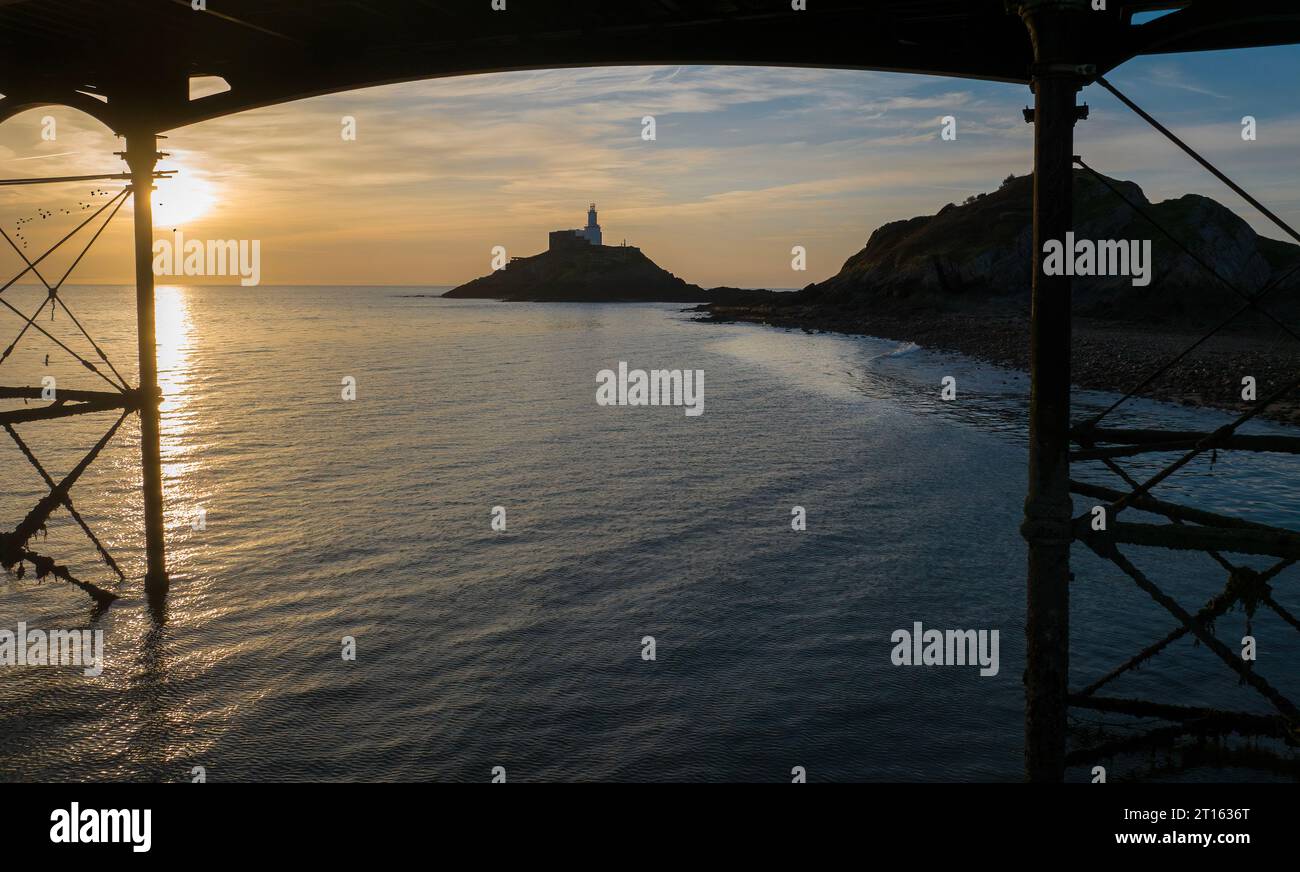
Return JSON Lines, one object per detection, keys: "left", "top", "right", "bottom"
{"left": 698, "top": 172, "right": 1300, "bottom": 423}
{"left": 799, "top": 171, "right": 1300, "bottom": 323}
{"left": 444, "top": 243, "right": 775, "bottom": 304}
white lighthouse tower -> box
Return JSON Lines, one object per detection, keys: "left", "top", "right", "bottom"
{"left": 583, "top": 203, "right": 603, "bottom": 247}
{"left": 548, "top": 203, "right": 609, "bottom": 251}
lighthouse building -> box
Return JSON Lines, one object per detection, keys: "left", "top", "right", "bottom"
{"left": 549, "top": 203, "right": 604, "bottom": 251}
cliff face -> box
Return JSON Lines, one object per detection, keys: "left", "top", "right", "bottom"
{"left": 805, "top": 172, "right": 1300, "bottom": 323}
{"left": 443, "top": 244, "right": 713, "bottom": 302}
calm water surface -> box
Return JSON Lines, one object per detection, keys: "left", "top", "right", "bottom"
{"left": 1, "top": 285, "right": 1296, "bottom": 781}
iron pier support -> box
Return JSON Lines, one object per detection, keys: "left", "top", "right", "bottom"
{"left": 124, "top": 131, "right": 169, "bottom": 608}
{"left": 1018, "top": 0, "right": 1090, "bottom": 783}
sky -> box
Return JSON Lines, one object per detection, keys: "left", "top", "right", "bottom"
{"left": 0, "top": 43, "right": 1297, "bottom": 289}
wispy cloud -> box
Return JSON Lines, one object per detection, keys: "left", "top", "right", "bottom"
{"left": 1138, "top": 63, "right": 1232, "bottom": 100}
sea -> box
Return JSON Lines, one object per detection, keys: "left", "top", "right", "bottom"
{"left": 1, "top": 284, "right": 1296, "bottom": 782}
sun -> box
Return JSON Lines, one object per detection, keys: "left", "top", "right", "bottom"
{"left": 151, "top": 172, "right": 217, "bottom": 227}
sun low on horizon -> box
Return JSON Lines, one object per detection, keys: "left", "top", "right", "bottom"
{"left": 151, "top": 169, "right": 218, "bottom": 228}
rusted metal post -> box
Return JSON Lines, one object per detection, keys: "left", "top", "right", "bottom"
{"left": 123, "top": 130, "right": 169, "bottom": 607}
{"left": 1018, "top": 0, "right": 1089, "bottom": 782}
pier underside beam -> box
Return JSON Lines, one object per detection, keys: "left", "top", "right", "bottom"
{"left": 1069, "top": 479, "right": 1289, "bottom": 533}
{"left": 1083, "top": 521, "right": 1300, "bottom": 560}
{"left": 1070, "top": 431, "right": 1300, "bottom": 461}
{"left": 0, "top": 390, "right": 140, "bottom": 426}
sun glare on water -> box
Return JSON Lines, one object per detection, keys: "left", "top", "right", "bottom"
{"left": 152, "top": 172, "right": 217, "bottom": 227}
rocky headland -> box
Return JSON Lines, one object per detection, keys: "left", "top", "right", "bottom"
{"left": 443, "top": 242, "right": 775, "bottom": 305}
{"left": 699, "top": 171, "right": 1300, "bottom": 423}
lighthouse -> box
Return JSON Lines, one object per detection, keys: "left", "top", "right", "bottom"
{"left": 583, "top": 203, "right": 603, "bottom": 247}
{"left": 548, "top": 203, "right": 607, "bottom": 251}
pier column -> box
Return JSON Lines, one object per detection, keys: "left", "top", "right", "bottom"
{"left": 1018, "top": 0, "right": 1088, "bottom": 782}
{"left": 124, "top": 130, "right": 169, "bottom": 607}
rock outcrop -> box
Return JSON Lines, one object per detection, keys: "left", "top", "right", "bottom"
{"left": 802, "top": 171, "right": 1300, "bottom": 324}
{"left": 444, "top": 243, "right": 717, "bottom": 303}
